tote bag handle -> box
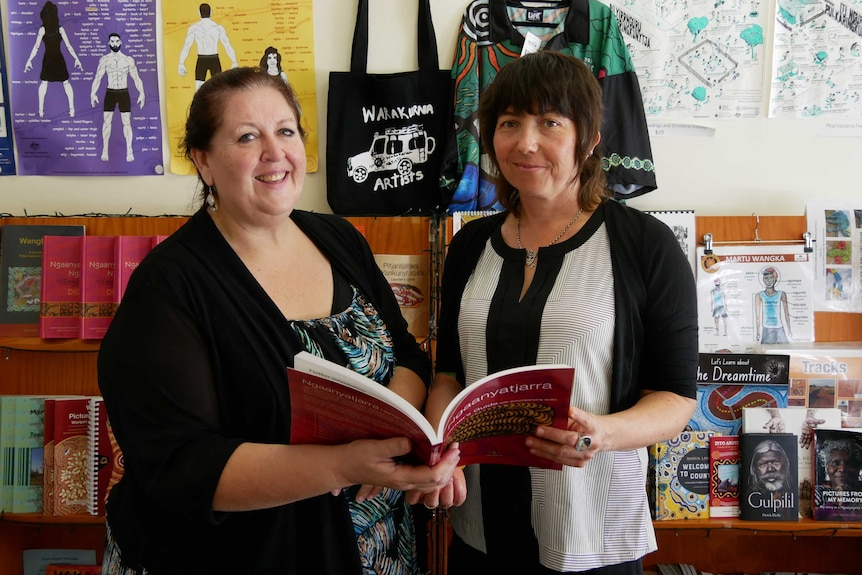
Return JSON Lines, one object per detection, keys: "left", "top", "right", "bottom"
{"left": 349, "top": 0, "right": 441, "bottom": 73}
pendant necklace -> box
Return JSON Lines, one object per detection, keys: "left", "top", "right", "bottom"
{"left": 516, "top": 208, "right": 583, "bottom": 268}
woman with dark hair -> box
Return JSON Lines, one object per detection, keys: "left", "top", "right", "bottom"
{"left": 98, "top": 67, "right": 459, "bottom": 575}
{"left": 422, "top": 51, "right": 698, "bottom": 574}
{"left": 23, "top": 0, "right": 82, "bottom": 118}
{"left": 259, "top": 46, "right": 289, "bottom": 84}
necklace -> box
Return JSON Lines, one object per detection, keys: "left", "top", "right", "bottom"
{"left": 516, "top": 208, "right": 583, "bottom": 268}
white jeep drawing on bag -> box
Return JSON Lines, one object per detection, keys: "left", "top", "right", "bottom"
{"left": 347, "top": 124, "right": 436, "bottom": 184}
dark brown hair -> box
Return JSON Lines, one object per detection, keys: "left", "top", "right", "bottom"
{"left": 180, "top": 67, "right": 305, "bottom": 204}
{"left": 478, "top": 51, "right": 608, "bottom": 214}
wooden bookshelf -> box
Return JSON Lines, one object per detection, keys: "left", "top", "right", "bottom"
{"left": 643, "top": 215, "right": 862, "bottom": 574}
{"left": 0, "top": 214, "right": 434, "bottom": 574}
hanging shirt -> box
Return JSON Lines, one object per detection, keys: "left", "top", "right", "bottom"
{"left": 440, "top": 0, "right": 656, "bottom": 211}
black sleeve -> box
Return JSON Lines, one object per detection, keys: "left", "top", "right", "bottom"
{"left": 98, "top": 286, "right": 241, "bottom": 524}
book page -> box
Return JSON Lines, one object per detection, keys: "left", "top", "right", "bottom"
{"left": 288, "top": 352, "right": 440, "bottom": 464}
{"left": 438, "top": 364, "right": 574, "bottom": 468}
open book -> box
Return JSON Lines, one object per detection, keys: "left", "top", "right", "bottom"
{"left": 287, "top": 352, "right": 575, "bottom": 469}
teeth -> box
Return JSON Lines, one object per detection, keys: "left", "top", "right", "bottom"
{"left": 257, "top": 173, "right": 285, "bottom": 182}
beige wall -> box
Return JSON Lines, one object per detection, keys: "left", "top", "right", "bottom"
{"left": 0, "top": 0, "right": 858, "bottom": 217}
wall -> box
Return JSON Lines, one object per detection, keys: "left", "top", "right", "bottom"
{"left": 0, "top": 0, "right": 858, "bottom": 218}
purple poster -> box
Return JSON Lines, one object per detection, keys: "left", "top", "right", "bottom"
{"left": 0, "top": 10, "right": 17, "bottom": 175}
{"left": 7, "top": 0, "right": 163, "bottom": 176}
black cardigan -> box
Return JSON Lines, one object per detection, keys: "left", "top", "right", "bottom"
{"left": 98, "top": 208, "right": 430, "bottom": 575}
{"left": 435, "top": 199, "right": 698, "bottom": 412}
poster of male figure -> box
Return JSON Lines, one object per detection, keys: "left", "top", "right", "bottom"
{"left": 162, "top": 0, "right": 319, "bottom": 175}
{"left": 7, "top": 0, "right": 163, "bottom": 175}
{"left": 0, "top": 9, "right": 16, "bottom": 175}
{"left": 696, "top": 244, "right": 815, "bottom": 353}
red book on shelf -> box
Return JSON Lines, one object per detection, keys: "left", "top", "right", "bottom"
{"left": 81, "top": 236, "right": 117, "bottom": 340}
{"left": 113, "top": 236, "right": 155, "bottom": 305}
{"left": 52, "top": 397, "right": 91, "bottom": 516}
{"left": 39, "top": 236, "right": 84, "bottom": 339}
{"left": 709, "top": 435, "right": 740, "bottom": 518}
{"left": 87, "top": 397, "right": 123, "bottom": 516}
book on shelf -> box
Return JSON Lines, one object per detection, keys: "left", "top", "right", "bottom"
{"left": 687, "top": 352, "right": 790, "bottom": 436}
{"left": 450, "top": 210, "right": 499, "bottom": 235}
{"left": 649, "top": 430, "right": 716, "bottom": 520}
{"left": 0, "top": 224, "right": 86, "bottom": 337}
{"left": 45, "top": 566, "right": 102, "bottom": 575}
{"left": 39, "top": 235, "right": 84, "bottom": 339}
{"left": 813, "top": 427, "right": 862, "bottom": 521}
{"left": 22, "top": 549, "right": 97, "bottom": 575}
{"left": 80, "top": 236, "right": 117, "bottom": 340}
{"left": 287, "top": 351, "right": 575, "bottom": 468}
{"left": 0, "top": 395, "right": 16, "bottom": 512}
{"left": 42, "top": 398, "right": 55, "bottom": 515}
{"left": 113, "top": 235, "right": 156, "bottom": 305}
{"left": 11, "top": 396, "right": 46, "bottom": 513}
{"left": 708, "top": 435, "right": 740, "bottom": 518}
{"left": 739, "top": 432, "right": 799, "bottom": 521}
{"left": 87, "top": 397, "right": 123, "bottom": 516}
{"left": 51, "top": 397, "right": 91, "bottom": 516}
{"left": 741, "top": 406, "right": 843, "bottom": 518}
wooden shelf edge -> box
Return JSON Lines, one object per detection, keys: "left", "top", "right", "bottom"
{"left": 653, "top": 517, "right": 862, "bottom": 535}
{"left": 0, "top": 512, "right": 105, "bottom": 526}
{"left": 0, "top": 338, "right": 100, "bottom": 352}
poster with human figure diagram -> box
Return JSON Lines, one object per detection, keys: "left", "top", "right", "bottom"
{"left": 696, "top": 244, "right": 815, "bottom": 353}
{"left": 7, "top": 0, "right": 163, "bottom": 175}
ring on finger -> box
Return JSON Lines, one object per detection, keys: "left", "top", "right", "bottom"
{"left": 423, "top": 502, "right": 438, "bottom": 510}
{"left": 575, "top": 435, "right": 592, "bottom": 452}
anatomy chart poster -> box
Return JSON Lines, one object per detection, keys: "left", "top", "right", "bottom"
{"left": 696, "top": 245, "right": 815, "bottom": 353}
{"left": 769, "top": 0, "right": 862, "bottom": 118}
{"left": 607, "top": 0, "right": 769, "bottom": 120}
{"left": 0, "top": 9, "right": 16, "bottom": 175}
{"left": 162, "top": 0, "right": 318, "bottom": 176}
{"left": 806, "top": 199, "right": 862, "bottom": 312}
{"left": 7, "top": 0, "right": 163, "bottom": 176}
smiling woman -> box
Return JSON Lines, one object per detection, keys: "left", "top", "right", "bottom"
{"left": 95, "top": 67, "right": 460, "bottom": 575}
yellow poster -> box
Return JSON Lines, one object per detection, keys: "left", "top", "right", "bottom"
{"left": 162, "top": 1, "right": 318, "bottom": 175}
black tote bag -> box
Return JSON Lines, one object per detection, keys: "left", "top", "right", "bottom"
{"left": 326, "top": 0, "right": 454, "bottom": 216}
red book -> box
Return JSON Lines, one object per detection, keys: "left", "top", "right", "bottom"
{"left": 42, "top": 398, "right": 55, "bottom": 516}
{"left": 52, "top": 397, "right": 91, "bottom": 516}
{"left": 709, "top": 435, "right": 740, "bottom": 518}
{"left": 87, "top": 397, "right": 123, "bottom": 516}
{"left": 287, "top": 351, "right": 575, "bottom": 468}
{"left": 39, "top": 236, "right": 83, "bottom": 339}
{"left": 81, "top": 236, "right": 117, "bottom": 340}
{"left": 113, "top": 236, "right": 155, "bottom": 305}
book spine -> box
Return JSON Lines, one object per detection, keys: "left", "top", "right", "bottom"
{"left": 40, "top": 236, "right": 84, "bottom": 339}
{"left": 44, "top": 565, "right": 102, "bottom": 575}
{"left": 0, "top": 396, "right": 16, "bottom": 512}
{"left": 81, "top": 236, "right": 117, "bottom": 340}
{"left": 11, "top": 396, "right": 46, "bottom": 513}
{"left": 43, "top": 398, "right": 55, "bottom": 515}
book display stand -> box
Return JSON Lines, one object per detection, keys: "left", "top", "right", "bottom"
{"left": 1, "top": 214, "right": 860, "bottom": 575}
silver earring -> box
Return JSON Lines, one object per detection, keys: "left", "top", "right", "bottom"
{"left": 206, "top": 186, "right": 217, "bottom": 211}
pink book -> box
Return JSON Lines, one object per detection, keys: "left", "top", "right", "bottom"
{"left": 81, "top": 236, "right": 117, "bottom": 340}
{"left": 39, "top": 236, "right": 83, "bottom": 339}
{"left": 52, "top": 397, "right": 91, "bottom": 516}
{"left": 113, "top": 236, "right": 154, "bottom": 306}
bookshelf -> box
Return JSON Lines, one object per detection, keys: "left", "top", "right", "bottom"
{"left": 0, "top": 216, "right": 185, "bottom": 574}
{"left": 1, "top": 213, "right": 859, "bottom": 574}
{"left": 0, "top": 214, "right": 434, "bottom": 574}
{"left": 643, "top": 215, "right": 862, "bottom": 574}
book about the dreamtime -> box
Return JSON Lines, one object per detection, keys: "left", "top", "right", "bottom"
{"left": 287, "top": 352, "right": 575, "bottom": 469}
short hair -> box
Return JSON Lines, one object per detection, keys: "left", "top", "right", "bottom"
{"left": 478, "top": 50, "right": 608, "bottom": 214}
{"left": 108, "top": 32, "right": 121, "bottom": 41}
{"left": 199, "top": 3, "right": 211, "bottom": 18}
{"left": 818, "top": 438, "right": 862, "bottom": 471}
{"left": 180, "top": 67, "right": 306, "bottom": 204}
